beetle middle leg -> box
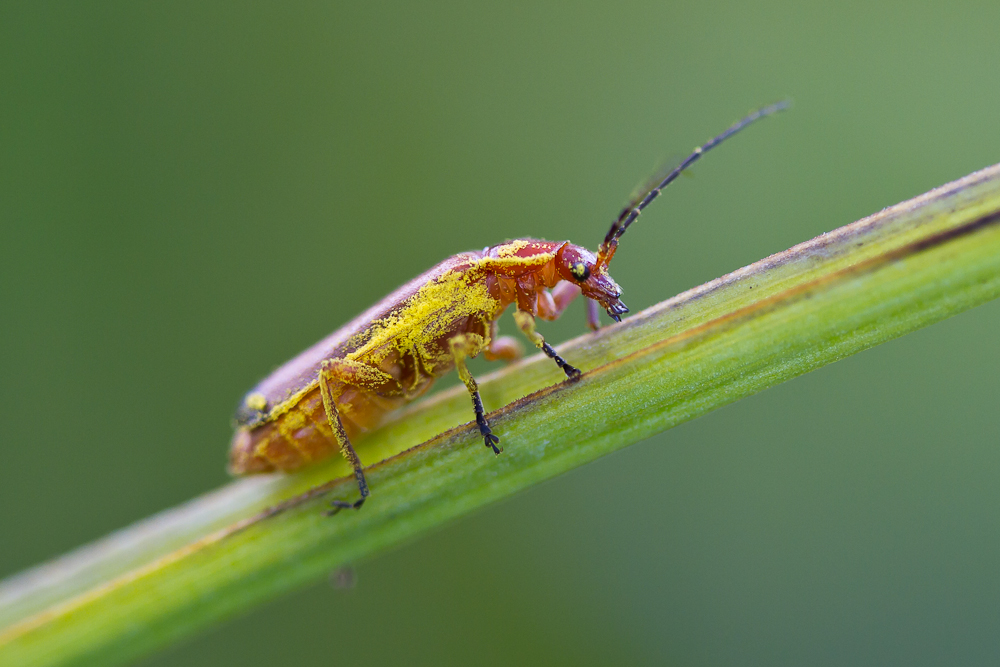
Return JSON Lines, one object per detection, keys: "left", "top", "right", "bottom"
{"left": 512, "top": 309, "right": 582, "bottom": 379}
{"left": 450, "top": 333, "right": 502, "bottom": 455}
{"left": 483, "top": 318, "right": 524, "bottom": 363}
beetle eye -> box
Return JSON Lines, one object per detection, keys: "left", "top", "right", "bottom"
{"left": 570, "top": 262, "right": 590, "bottom": 282}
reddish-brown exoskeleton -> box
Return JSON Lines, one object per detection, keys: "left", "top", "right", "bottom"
{"left": 229, "top": 102, "right": 788, "bottom": 512}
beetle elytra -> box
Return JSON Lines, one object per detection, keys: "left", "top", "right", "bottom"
{"left": 229, "top": 101, "right": 789, "bottom": 512}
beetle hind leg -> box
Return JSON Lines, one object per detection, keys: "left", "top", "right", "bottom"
{"left": 450, "top": 334, "right": 502, "bottom": 455}
{"left": 473, "top": 391, "right": 502, "bottom": 456}
{"left": 318, "top": 361, "right": 372, "bottom": 514}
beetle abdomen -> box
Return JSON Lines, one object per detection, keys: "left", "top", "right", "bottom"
{"left": 229, "top": 385, "right": 409, "bottom": 474}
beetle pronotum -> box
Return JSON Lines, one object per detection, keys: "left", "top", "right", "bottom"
{"left": 230, "top": 101, "right": 789, "bottom": 512}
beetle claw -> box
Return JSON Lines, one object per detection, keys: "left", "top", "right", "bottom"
{"left": 483, "top": 431, "right": 502, "bottom": 455}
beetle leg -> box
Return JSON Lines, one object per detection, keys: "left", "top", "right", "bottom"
{"left": 483, "top": 318, "right": 524, "bottom": 362}
{"left": 537, "top": 282, "right": 582, "bottom": 321}
{"left": 484, "top": 335, "right": 523, "bottom": 362}
{"left": 550, "top": 281, "right": 583, "bottom": 315}
{"left": 512, "top": 309, "right": 582, "bottom": 380}
{"left": 585, "top": 298, "right": 602, "bottom": 331}
{"left": 318, "top": 361, "right": 371, "bottom": 514}
{"left": 450, "top": 334, "right": 502, "bottom": 455}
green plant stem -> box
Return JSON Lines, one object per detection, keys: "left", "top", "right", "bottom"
{"left": 3, "top": 163, "right": 1000, "bottom": 667}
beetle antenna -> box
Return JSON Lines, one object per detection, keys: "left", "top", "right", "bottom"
{"left": 596, "top": 100, "right": 790, "bottom": 269}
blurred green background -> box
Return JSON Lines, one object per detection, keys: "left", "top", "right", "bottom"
{"left": 3, "top": 2, "right": 1000, "bottom": 665}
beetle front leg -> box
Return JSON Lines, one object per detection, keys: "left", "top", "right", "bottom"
{"left": 450, "top": 334, "right": 502, "bottom": 455}
{"left": 512, "top": 309, "right": 582, "bottom": 380}
{"left": 585, "top": 299, "right": 602, "bottom": 331}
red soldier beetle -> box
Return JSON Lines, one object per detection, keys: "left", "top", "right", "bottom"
{"left": 229, "top": 101, "right": 789, "bottom": 512}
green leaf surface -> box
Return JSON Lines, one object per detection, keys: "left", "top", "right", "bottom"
{"left": 3, "top": 163, "right": 1000, "bottom": 667}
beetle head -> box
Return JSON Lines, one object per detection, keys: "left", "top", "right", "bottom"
{"left": 555, "top": 243, "right": 628, "bottom": 322}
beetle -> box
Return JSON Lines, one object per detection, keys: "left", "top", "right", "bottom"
{"left": 229, "top": 101, "right": 789, "bottom": 512}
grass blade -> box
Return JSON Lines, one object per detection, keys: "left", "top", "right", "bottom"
{"left": 3, "top": 163, "right": 1000, "bottom": 667}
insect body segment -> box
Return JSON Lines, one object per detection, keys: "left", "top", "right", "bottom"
{"left": 229, "top": 103, "right": 787, "bottom": 511}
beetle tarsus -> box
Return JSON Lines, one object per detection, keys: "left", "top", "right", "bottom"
{"left": 473, "top": 394, "right": 502, "bottom": 455}
{"left": 481, "top": 425, "right": 502, "bottom": 455}
{"left": 540, "top": 341, "right": 580, "bottom": 380}
{"left": 325, "top": 496, "right": 366, "bottom": 516}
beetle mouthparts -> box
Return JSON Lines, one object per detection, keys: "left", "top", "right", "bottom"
{"left": 606, "top": 300, "right": 629, "bottom": 322}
